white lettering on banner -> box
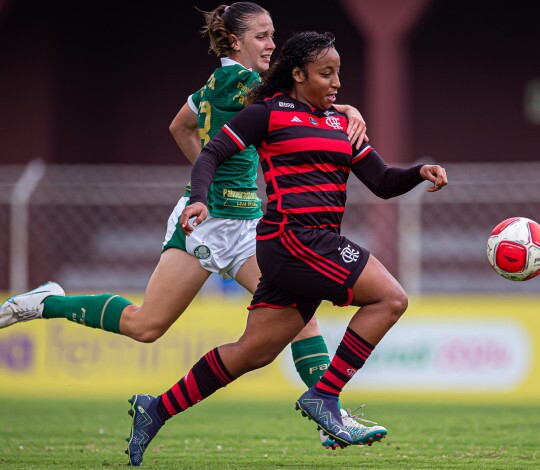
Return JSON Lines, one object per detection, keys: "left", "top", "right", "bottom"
{"left": 282, "top": 318, "right": 532, "bottom": 391}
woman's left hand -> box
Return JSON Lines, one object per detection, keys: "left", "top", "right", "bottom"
{"left": 339, "top": 105, "right": 369, "bottom": 149}
{"left": 420, "top": 165, "right": 448, "bottom": 192}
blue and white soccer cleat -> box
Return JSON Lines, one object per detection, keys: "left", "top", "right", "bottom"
{"left": 296, "top": 387, "right": 354, "bottom": 447}
{"left": 126, "top": 394, "right": 164, "bottom": 466}
{"left": 0, "top": 281, "right": 64, "bottom": 328}
{"left": 320, "top": 430, "right": 340, "bottom": 450}
{"left": 319, "top": 406, "right": 388, "bottom": 449}
{"left": 341, "top": 406, "right": 387, "bottom": 446}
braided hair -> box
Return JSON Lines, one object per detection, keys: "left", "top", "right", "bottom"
{"left": 247, "top": 31, "right": 336, "bottom": 104}
{"left": 197, "top": 2, "right": 270, "bottom": 57}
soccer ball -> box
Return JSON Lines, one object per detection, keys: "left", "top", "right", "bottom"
{"left": 487, "top": 217, "right": 540, "bottom": 281}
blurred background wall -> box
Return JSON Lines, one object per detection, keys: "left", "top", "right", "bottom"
{"left": 1, "top": 0, "right": 540, "bottom": 166}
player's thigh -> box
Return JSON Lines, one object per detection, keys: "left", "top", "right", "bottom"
{"left": 139, "top": 248, "right": 211, "bottom": 327}
{"left": 351, "top": 254, "right": 406, "bottom": 307}
{"left": 240, "top": 306, "right": 306, "bottom": 354}
{"left": 234, "top": 255, "right": 261, "bottom": 295}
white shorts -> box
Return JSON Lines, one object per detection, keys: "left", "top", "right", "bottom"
{"left": 163, "top": 197, "right": 258, "bottom": 280}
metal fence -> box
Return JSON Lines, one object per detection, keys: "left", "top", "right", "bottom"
{"left": 1, "top": 160, "right": 539, "bottom": 294}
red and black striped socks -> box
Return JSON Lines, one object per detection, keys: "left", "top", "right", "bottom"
{"left": 156, "top": 347, "right": 233, "bottom": 421}
{"left": 315, "top": 327, "right": 374, "bottom": 396}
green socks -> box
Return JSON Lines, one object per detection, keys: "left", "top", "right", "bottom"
{"left": 42, "top": 294, "right": 132, "bottom": 334}
{"left": 291, "top": 335, "right": 331, "bottom": 387}
{"left": 292, "top": 335, "right": 342, "bottom": 408}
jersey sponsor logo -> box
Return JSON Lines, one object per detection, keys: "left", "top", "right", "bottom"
{"left": 279, "top": 101, "right": 295, "bottom": 108}
{"left": 291, "top": 116, "right": 303, "bottom": 123}
{"left": 323, "top": 110, "right": 335, "bottom": 116}
{"left": 309, "top": 117, "right": 318, "bottom": 126}
{"left": 222, "top": 188, "right": 259, "bottom": 200}
{"left": 194, "top": 245, "right": 211, "bottom": 260}
{"left": 338, "top": 244, "right": 360, "bottom": 263}
{"left": 325, "top": 116, "right": 343, "bottom": 130}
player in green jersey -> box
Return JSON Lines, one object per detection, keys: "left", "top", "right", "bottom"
{"left": 0, "top": 2, "right": 368, "bottom": 453}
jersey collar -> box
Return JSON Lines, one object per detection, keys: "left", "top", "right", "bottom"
{"left": 220, "top": 57, "right": 252, "bottom": 71}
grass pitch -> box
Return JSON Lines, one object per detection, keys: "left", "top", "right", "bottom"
{"left": 0, "top": 399, "right": 539, "bottom": 469}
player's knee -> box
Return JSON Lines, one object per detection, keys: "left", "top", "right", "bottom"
{"left": 245, "top": 350, "right": 279, "bottom": 369}
{"left": 300, "top": 316, "right": 321, "bottom": 337}
{"left": 235, "top": 340, "right": 280, "bottom": 370}
{"left": 386, "top": 288, "right": 408, "bottom": 323}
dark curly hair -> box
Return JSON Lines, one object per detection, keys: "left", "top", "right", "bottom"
{"left": 247, "top": 31, "right": 336, "bottom": 104}
{"left": 197, "top": 2, "right": 270, "bottom": 57}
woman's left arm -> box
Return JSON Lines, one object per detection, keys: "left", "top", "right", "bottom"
{"left": 352, "top": 145, "right": 447, "bottom": 199}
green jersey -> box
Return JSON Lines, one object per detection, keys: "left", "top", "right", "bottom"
{"left": 186, "top": 60, "right": 262, "bottom": 220}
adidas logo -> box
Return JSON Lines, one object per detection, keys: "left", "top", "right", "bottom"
{"left": 291, "top": 116, "right": 302, "bottom": 123}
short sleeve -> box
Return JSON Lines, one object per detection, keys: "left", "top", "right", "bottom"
{"left": 189, "top": 89, "right": 202, "bottom": 113}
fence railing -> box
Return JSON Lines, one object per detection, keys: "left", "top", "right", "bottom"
{"left": 1, "top": 161, "right": 539, "bottom": 294}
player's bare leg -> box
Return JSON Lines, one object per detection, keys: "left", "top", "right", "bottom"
{"left": 348, "top": 254, "right": 408, "bottom": 344}
{"left": 236, "top": 254, "right": 341, "bottom": 448}
{"left": 119, "top": 248, "right": 211, "bottom": 342}
{"left": 126, "top": 306, "right": 305, "bottom": 466}
{"left": 0, "top": 248, "right": 210, "bottom": 340}
{"left": 233, "top": 254, "right": 259, "bottom": 294}
{"left": 235, "top": 256, "right": 325, "bottom": 361}
{"left": 236, "top": 254, "right": 339, "bottom": 448}
{"left": 219, "top": 306, "right": 306, "bottom": 376}
{"left": 297, "top": 255, "right": 403, "bottom": 446}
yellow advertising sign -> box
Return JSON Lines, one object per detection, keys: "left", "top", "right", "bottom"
{"left": 0, "top": 295, "right": 539, "bottom": 403}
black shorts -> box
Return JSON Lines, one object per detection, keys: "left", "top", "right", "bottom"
{"left": 248, "top": 228, "right": 370, "bottom": 323}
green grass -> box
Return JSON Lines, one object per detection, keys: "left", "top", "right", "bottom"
{"left": 0, "top": 399, "right": 539, "bottom": 469}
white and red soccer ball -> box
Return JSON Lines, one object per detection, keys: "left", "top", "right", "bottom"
{"left": 487, "top": 217, "right": 540, "bottom": 281}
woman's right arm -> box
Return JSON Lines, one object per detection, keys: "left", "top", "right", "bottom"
{"left": 169, "top": 102, "right": 201, "bottom": 164}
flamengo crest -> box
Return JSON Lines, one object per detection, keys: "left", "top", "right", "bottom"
{"left": 325, "top": 116, "right": 343, "bottom": 130}
{"left": 339, "top": 244, "right": 360, "bottom": 263}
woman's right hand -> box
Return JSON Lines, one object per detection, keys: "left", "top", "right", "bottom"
{"left": 180, "top": 202, "right": 209, "bottom": 235}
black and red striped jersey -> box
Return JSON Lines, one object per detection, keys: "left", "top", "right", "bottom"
{"left": 225, "top": 93, "right": 368, "bottom": 238}
{"left": 189, "top": 92, "right": 424, "bottom": 239}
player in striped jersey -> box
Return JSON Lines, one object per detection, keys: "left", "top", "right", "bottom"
{"left": 120, "top": 30, "right": 447, "bottom": 460}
